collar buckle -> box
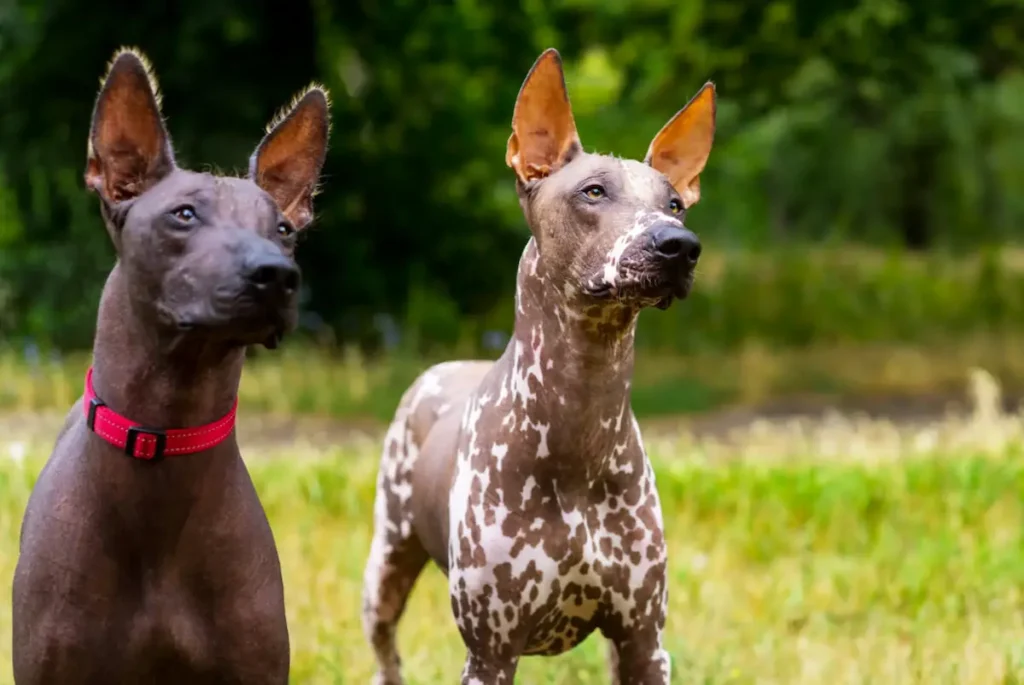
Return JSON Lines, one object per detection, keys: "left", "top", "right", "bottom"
{"left": 124, "top": 426, "right": 167, "bottom": 461}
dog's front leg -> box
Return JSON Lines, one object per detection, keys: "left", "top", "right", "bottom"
{"left": 449, "top": 571, "right": 521, "bottom": 685}
{"left": 448, "top": 561, "right": 522, "bottom": 685}
{"left": 460, "top": 654, "right": 518, "bottom": 685}
{"left": 607, "top": 634, "right": 671, "bottom": 685}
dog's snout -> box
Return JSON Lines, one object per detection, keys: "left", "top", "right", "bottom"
{"left": 650, "top": 223, "right": 701, "bottom": 264}
{"left": 244, "top": 255, "right": 300, "bottom": 295}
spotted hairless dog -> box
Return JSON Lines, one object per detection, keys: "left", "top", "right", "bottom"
{"left": 362, "top": 48, "right": 716, "bottom": 684}
{"left": 12, "top": 48, "right": 329, "bottom": 684}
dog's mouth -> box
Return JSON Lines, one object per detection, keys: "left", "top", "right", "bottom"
{"left": 585, "top": 281, "right": 615, "bottom": 299}
{"left": 585, "top": 268, "right": 693, "bottom": 309}
{"left": 175, "top": 317, "right": 290, "bottom": 350}
{"left": 261, "top": 328, "right": 285, "bottom": 350}
{"left": 170, "top": 299, "right": 295, "bottom": 347}
{"left": 655, "top": 277, "right": 694, "bottom": 309}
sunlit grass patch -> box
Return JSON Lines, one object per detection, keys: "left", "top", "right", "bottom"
{"left": 1, "top": 412, "right": 1024, "bottom": 683}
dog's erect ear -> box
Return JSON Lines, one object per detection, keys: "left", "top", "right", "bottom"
{"left": 505, "top": 48, "right": 582, "bottom": 184}
{"left": 85, "top": 48, "right": 176, "bottom": 205}
{"left": 644, "top": 82, "right": 716, "bottom": 209}
{"left": 249, "top": 85, "right": 331, "bottom": 230}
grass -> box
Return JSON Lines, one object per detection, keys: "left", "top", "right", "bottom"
{"left": 1, "top": 375, "right": 1023, "bottom": 683}
{"left": 5, "top": 332, "right": 1024, "bottom": 423}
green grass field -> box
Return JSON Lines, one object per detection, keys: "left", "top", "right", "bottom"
{"left": 2, "top": 382, "right": 1024, "bottom": 684}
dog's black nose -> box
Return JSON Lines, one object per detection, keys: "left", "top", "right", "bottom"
{"left": 650, "top": 223, "right": 701, "bottom": 264}
{"left": 244, "top": 255, "right": 300, "bottom": 295}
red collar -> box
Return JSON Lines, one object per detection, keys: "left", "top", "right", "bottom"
{"left": 83, "top": 367, "right": 238, "bottom": 461}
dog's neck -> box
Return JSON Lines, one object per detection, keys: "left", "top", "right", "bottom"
{"left": 90, "top": 264, "right": 245, "bottom": 430}
{"left": 504, "top": 239, "right": 639, "bottom": 472}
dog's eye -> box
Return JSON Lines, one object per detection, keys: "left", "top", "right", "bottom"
{"left": 277, "top": 222, "right": 295, "bottom": 238}
{"left": 171, "top": 205, "right": 197, "bottom": 223}
{"left": 582, "top": 185, "right": 606, "bottom": 200}
{"left": 669, "top": 199, "right": 683, "bottom": 215}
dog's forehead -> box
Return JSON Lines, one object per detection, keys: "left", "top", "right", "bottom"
{"left": 545, "top": 153, "right": 670, "bottom": 207}
{"left": 616, "top": 158, "right": 670, "bottom": 202}
{"left": 143, "top": 170, "right": 278, "bottom": 220}
{"left": 216, "top": 176, "right": 278, "bottom": 213}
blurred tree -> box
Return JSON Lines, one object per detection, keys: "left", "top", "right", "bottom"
{"left": 0, "top": 0, "right": 1022, "bottom": 351}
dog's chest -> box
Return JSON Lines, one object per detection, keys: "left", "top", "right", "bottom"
{"left": 533, "top": 489, "right": 666, "bottom": 654}
{"left": 450, "top": 454, "right": 667, "bottom": 656}
{"left": 124, "top": 585, "right": 216, "bottom": 669}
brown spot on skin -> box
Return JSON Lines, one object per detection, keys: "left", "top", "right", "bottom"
{"left": 638, "top": 501, "right": 660, "bottom": 532}
{"left": 605, "top": 564, "right": 632, "bottom": 602}
{"left": 556, "top": 526, "right": 587, "bottom": 575}
{"left": 493, "top": 560, "right": 544, "bottom": 605}
{"left": 622, "top": 482, "right": 643, "bottom": 508}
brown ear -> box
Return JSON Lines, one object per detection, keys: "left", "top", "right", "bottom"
{"left": 644, "top": 82, "right": 716, "bottom": 209}
{"left": 249, "top": 85, "right": 331, "bottom": 230}
{"left": 505, "top": 48, "right": 582, "bottom": 184}
{"left": 85, "top": 47, "right": 175, "bottom": 204}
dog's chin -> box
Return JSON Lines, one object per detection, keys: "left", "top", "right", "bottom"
{"left": 260, "top": 327, "right": 287, "bottom": 350}
{"left": 588, "top": 273, "right": 693, "bottom": 310}
{"left": 171, "top": 306, "right": 296, "bottom": 349}
{"left": 653, "top": 278, "right": 694, "bottom": 310}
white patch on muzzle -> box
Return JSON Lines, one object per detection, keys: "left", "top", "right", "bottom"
{"left": 593, "top": 210, "right": 681, "bottom": 293}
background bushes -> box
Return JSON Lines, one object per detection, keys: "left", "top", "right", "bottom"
{"left": 1, "top": 0, "right": 1022, "bottom": 355}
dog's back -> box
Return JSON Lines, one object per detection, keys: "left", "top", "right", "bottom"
{"left": 398, "top": 360, "right": 495, "bottom": 452}
{"left": 369, "top": 360, "right": 494, "bottom": 565}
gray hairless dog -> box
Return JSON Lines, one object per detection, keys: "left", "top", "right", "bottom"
{"left": 362, "top": 48, "right": 716, "bottom": 684}
{"left": 12, "top": 47, "right": 329, "bottom": 684}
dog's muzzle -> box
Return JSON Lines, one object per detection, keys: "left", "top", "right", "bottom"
{"left": 238, "top": 251, "right": 301, "bottom": 348}
{"left": 646, "top": 222, "right": 700, "bottom": 307}
{"left": 649, "top": 222, "right": 701, "bottom": 266}
{"left": 586, "top": 222, "right": 702, "bottom": 308}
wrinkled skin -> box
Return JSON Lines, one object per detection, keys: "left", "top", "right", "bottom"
{"left": 362, "top": 49, "right": 716, "bottom": 684}
{"left": 12, "top": 48, "right": 330, "bottom": 685}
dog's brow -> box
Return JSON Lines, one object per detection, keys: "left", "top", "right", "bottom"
{"left": 572, "top": 170, "right": 616, "bottom": 193}
{"left": 179, "top": 186, "right": 213, "bottom": 203}
{"left": 248, "top": 193, "right": 281, "bottom": 227}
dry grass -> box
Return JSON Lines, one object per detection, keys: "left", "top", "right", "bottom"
{"left": 0, "top": 373, "right": 1023, "bottom": 683}
{"left": 6, "top": 334, "right": 1024, "bottom": 423}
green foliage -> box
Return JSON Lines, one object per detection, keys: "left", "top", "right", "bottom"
{"left": 1, "top": 0, "right": 1022, "bottom": 350}
{"left": 639, "top": 246, "right": 1024, "bottom": 352}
